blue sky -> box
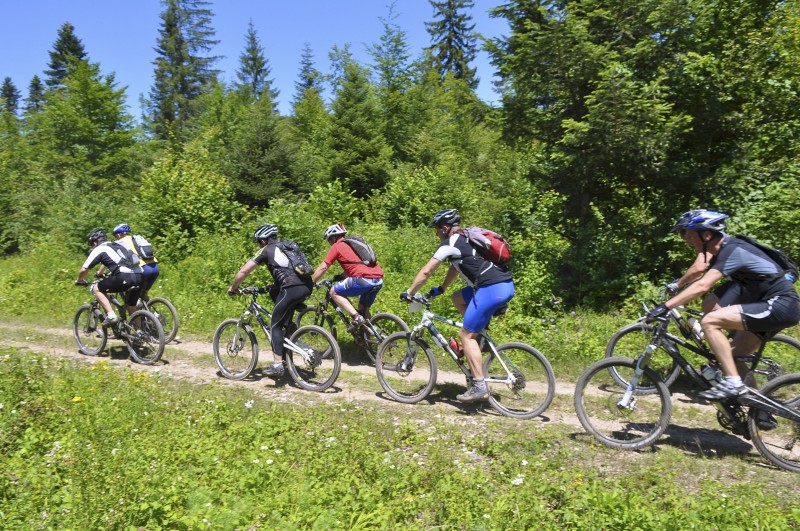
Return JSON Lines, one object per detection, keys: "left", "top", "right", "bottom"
{"left": 1, "top": 1, "right": 509, "bottom": 117}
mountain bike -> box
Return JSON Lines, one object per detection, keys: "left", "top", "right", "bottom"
{"left": 375, "top": 293, "right": 555, "bottom": 419}
{"left": 605, "top": 301, "right": 800, "bottom": 393}
{"left": 574, "top": 308, "right": 800, "bottom": 472}
{"left": 294, "top": 279, "right": 409, "bottom": 363}
{"left": 212, "top": 287, "right": 341, "bottom": 391}
{"left": 110, "top": 291, "right": 179, "bottom": 344}
{"left": 73, "top": 280, "right": 166, "bottom": 364}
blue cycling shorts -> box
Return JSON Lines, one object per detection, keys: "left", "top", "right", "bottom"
{"left": 460, "top": 280, "right": 515, "bottom": 333}
{"left": 333, "top": 277, "right": 383, "bottom": 308}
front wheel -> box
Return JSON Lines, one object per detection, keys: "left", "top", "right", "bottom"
{"left": 73, "top": 304, "right": 107, "bottom": 356}
{"left": 146, "top": 297, "right": 179, "bottom": 344}
{"left": 748, "top": 372, "right": 800, "bottom": 472}
{"left": 375, "top": 332, "right": 438, "bottom": 404}
{"left": 126, "top": 310, "right": 165, "bottom": 365}
{"left": 605, "top": 322, "right": 681, "bottom": 393}
{"left": 285, "top": 325, "right": 341, "bottom": 392}
{"left": 213, "top": 319, "right": 259, "bottom": 380}
{"left": 482, "top": 342, "right": 556, "bottom": 419}
{"left": 574, "top": 357, "right": 672, "bottom": 450}
{"left": 360, "top": 313, "right": 410, "bottom": 364}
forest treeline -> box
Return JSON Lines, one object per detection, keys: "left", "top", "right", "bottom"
{"left": 1, "top": 0, "right": 798, "bottom": 314}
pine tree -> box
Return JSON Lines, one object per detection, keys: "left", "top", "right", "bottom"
{"left": 234, "top": 21, "right": 277, "bottom": 105}
{"left": 1, "top": 77, "right": 21, "bottom": 115}
{"left": 24, "top": 76, "right": 45, "bottom": 113}
{"left": 425, "top": 0, "right": 479, "bottom": 90}
{"left": 44, "top": 22, "right": 88, "bottom": 89}
{"left": 292, "top": 43, "right": 323, "bottom": 105}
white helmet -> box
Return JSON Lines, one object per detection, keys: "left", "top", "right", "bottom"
{"left": 323, "top": 223, "right": 347, "bottom": 241}
{"left": 253, "top": 224, "right": 278, "bottom": 242}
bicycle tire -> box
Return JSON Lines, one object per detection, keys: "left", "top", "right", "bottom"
{"left": 747, "top": 372, "right": 800, "bottom": 472}
{"left": 285, "top": 324, "right": 341, "bottom": 392}
{"left": 361, "top": 313, "right": 410, "bottom": 364}
{"left": 605, "top": 322, "right": 682, "bottom": 393}
{"left": 751, "top": 334, "right": 800, "bottom": 388}
{"left": 73, "top": 304, "right": 107, "bottom": 356}
{"left": 213, "top": 319, "right": 259, "bottom": 380}
{"left": 482, "top": 342, "right": 556, "bottom": 419}
{"left": 375, "top": 332, "right": 438, "bottom": 404}
{"left": 574, "top": 356, "right": 672, "bottom": 450}
{"left": 126, "top": 310, "right": 165, "bottom": 365}
{"left": 146, "top": 297, "right": 179, "bottom": 344}
{"left": 294, "top": 306, "right": 338, "bottom": 342}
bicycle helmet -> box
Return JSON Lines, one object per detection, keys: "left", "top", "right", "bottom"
{"left": 87, "top": 228, "right": 108, "bottom": 245}
{"left": 671, "top": 209, "right": 729, "bottom": 233}
{"left": 428, "top": 208, "right": 461, "bottom": 228}
{"left": 323, "top": 223, "right": 347, "bottom": 241}
{"left": 113, "top": 223, "right": 131, "bottom": 234}
{"left": 253, "top": 224, "right": 278, "bottom": 242}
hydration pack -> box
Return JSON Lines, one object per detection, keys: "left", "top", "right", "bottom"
{"left": 277, "top": 240, "right": 313, "bottom": 277}
{"left": 107, "top": 241, "right": 140, "bottom": 269}
{"left": 459, "top": 226, "right": 512, "bottom": 265}
{"left": 341, "top": 236, "right": 378, "bottom": 266}
{"left": 733, "top": 235, "right": 798, "bottom": 283}
{"left": 132, "top": 234, "right": 155, "bottom": 260}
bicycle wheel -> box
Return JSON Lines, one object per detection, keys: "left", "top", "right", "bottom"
{"left": 294, "top": 306, "right": 338, "bottom": 341}
{"left": 146, "top": 297, "right": 179, "bottom": 344}
{"left": 361, "top": 313, "right": 410, "bottom": 364}
{"left": 375, "top": 332, "right": 438, "bottom": 404}
{"left": 605, "top": 322, "right": 681, "bottom": 393}
{"left": 212, "top": 319, "right": 259, "bottom": 380}
{"left": 482, "top": 342, "right": 556, "bottom": 419}
{"left": 749, "top": 334, "right": 800, "bottom": 388}
{"left": 285, "top": 324, "right": 341, "bottom": 392}
{"left": 574, "top": 356, "right": 672, "bottom": 450}
{"left": 748, "top": 373, "right": 800, "bottom": 472}
{"left": 72, "top": 304, "right": 107, "bottom": 356}
{"left": 126, "top": 310, "right": 165, "bottom": 365}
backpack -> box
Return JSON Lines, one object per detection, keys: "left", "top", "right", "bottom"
{"left": 132, "top": 234, "right": 155, "bottom": 260}
{"left": 340, "top": 235, "right": 378, "bottom": 266}
{"left": 107, "top": 241, "right": 140, "bottom": 269}
{"left": 277, "top": 240, "right": 313, "bottom": 277}
{"left": 459, "top": 226, "right": 513, "bottom": 265}
{"left": 734, "top": 235, "right": 798, "bottom": 283}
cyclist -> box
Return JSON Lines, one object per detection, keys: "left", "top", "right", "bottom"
{"left": 75, "top": 229, "right": 143, "bottom": 326}
{"left": 647, "top": 209, "right": 800, "bottom": 400}
{"left": 403, "top": 209, "right": 515, "bottom": 403}
{"left": 310, "top": 223, "right": 384, "bottom": 331}
{"left": 96, "top": 223, "right": 160, "bottom": 300}
{"left": 228, "top": 224, "right": 312, "bottom": 378}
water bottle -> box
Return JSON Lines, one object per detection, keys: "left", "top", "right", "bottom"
{"left": 688, "top": 317, "right": 704, "bottom": 341}
{"left": 449, "top": 337, "right": 465, "bottom": 358}
{"left": 701, "top": 364, "right": 721, "bottom": 383}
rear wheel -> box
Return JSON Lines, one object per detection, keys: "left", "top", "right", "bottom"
{"left": 483, "top": 342, "right": 555, "bottom": 419}
{"left": 73, "top": 304, "right": 107, "bottom": 356}
{"left": 213, "top": 319, "right": 259, "bottom": 380}
{"left": 126, "top": 310, "right": 165, "bottom": 365}
{"left": 285, "top": 325, "right": 341, "bottom": 391}
{"left": 375, "top": 332, "right": 437, "bottom": 403}
{"left": 605, "top": 322, "right": 681, "bottom": 393}
{"left": 146, "top": 297, "right": 179, "bottom": 344}
{"left": 359, "top": 313, "right": 410, "bottom": 364}
{"left": 748, "top": 373, "right": 800, "bottom": 472}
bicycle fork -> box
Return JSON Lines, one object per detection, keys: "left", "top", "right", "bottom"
{"left": 617, "top": 343, "right": 658, "bottom": 410}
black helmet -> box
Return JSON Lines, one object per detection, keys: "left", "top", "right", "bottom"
{"left": 428, "top": 208, "right": 461, "bottom": 228}
{"left": 253, "top": 224, "right": 278, "bottom": 242}
{"left": 671, "top": 209, "right": 729, "bottom": 233}
{"left": 87, "top": 228, "right": 108, "bottom": 245}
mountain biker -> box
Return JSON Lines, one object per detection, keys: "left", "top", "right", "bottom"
{"left": 647, "top": 209, "right": 800, "bottom": 400}
{"left": 228, "top": 224, "right": 312, "bottom": 378}
{"left": 96, "top": 223, "right": 160, "bottom": 301}
{"left": 310, "top": 223, "right": 384, "bottom": 331}
{"left": 75, "top": 228, "right": 143, "bottom": 326}
{"left": 403, "top": 209, "right": 515, "bottom": 403}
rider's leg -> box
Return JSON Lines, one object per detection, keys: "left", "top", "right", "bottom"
{"left": 92, "top": 284, "right": 114, "bottom": 315}
{"left": 329, "top": 287, "right": 358, "bottom": 318}
{"left": 700, "top": 305, "right": 746, "bottom": 378}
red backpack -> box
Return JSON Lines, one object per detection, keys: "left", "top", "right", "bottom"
{"left": 459, "top": 226, "right": 512, "bottom": 265}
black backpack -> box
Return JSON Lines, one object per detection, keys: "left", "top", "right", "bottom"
{"left": 340, "top": 236, "right": 378, "bottom": 266}
{"left": 277, "top": 240, "right": 313, "bottom": 277}
{"left": 733, "top": 235, "right": 798, "bottom": 283}
{"left": 107, "top": 241, "right": 140, "bottom": 269}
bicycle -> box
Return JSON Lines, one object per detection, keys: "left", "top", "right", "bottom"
{"left": 375, "top": 293, "right": 555, "bottom": 419}
{"left": 605, "top": 301, "right": 800, "bottom": 393}
{"left": 72, "top": 280, "right": 166, "bottom": 364}
{"left": 294, "top": 279, "right": 409, "bottom": 363}
{"left": 212, "top": 287, "right": 341, "bottom": 392}
{"left": 109, "top": 290, "right": 179, "bottom": 344}
{"left": 574, "top": 308, "right": 800, "bottom": 472}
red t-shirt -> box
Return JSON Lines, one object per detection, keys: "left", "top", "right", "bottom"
{"left": 324, "top": 240, "right": 384, "bottom": 279}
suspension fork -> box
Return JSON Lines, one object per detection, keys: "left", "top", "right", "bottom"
{"left": 617, "top": 342, "right": 658, "bottom": 409}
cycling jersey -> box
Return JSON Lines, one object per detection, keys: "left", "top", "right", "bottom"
{"left": 81, "top": 242, "right": 143, "bottom": 276}
{"left": 432, "top": 233, "right": 512, "bottom": 288}
{"left": 324, "top": 240, "right": 384, "bottom": 279}
{"left": 252, "top": 241, "right": 310, "bottom": 288}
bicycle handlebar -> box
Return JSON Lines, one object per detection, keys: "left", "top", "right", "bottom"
{"left": 234, "top": 286, "right": 270, "bottom": 296}
{"left": 316, "top": 279, "right": 333, "bottom": 288}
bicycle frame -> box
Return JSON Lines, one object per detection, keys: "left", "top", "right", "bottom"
{"left": 307, "top": 280, "right": 383, "bottom": 339}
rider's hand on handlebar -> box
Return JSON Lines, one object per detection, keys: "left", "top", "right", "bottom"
{"left": 228, "top": 287, "right": 242, "bottom": 296}
{"left": 75, "top": 279, "right": 89, "bottom": 287}
{"left": 425, "top": 286, "right": 444, "bottom": 298}
{"left": 94, "top": 271, "right": 105, "bottom": 279}
{"left": 400, "top": 291, "right": 411, "bottom": 302}
{"left": 645, "top": 303, "right": 670, "bottom": 323}
{"left": 664, "top": 281, "right": 680, "bottom": 296}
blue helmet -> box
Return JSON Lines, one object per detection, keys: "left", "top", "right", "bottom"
{"left": 671, "top": 209, "right": 728, "bottom": 233}
{"left": 113, "top": 223, "right": 131, "bottom": 234}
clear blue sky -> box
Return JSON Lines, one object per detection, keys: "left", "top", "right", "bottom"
{"left": 1, "top": 1, "right": 509, "bottom": 117}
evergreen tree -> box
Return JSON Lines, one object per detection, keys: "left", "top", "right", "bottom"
{"left": 1, "top": 77, "right": 21, "bottom": 114}
{"left": 425, "top": 0, "right": 479, "bottom": 90}
{"left": 234, "top": 21, "right": 277, "bottom": 105}
{"left": 292, "top": 43, "right": 323, "bottom": 105}
{"left": 43, "top": 22, "right": 88, "bottom": 89}
{"left": 24, "top": 76, "right": 45, "bottom": 113}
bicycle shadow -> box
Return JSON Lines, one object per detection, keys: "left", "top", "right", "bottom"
{"left": 658, "top": 424, "right": 754, "bottom": 458}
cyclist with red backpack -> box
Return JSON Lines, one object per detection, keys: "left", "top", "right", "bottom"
{"left": 403, "top": 209, "right": 515, "bottom": 403}
{"left": 310, "top": 223, "right": 384, "bottom": 331}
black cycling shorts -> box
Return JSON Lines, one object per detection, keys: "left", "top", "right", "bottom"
{"left": 714, "top": 281, "right": 800, "bottom": 333}
{"left": 97, "top": 273, "right": 142, "bottom": 306}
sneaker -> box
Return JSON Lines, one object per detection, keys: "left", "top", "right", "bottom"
{"left": 456, "top": 385, "right": 490, "bottom": 403}
{"left": 262, "top": 362, "right": 285, "bottom": 378}
{"left": 755, "top": 410, "right": 778, "bottom": 431}
{"left": 698, "top": 380, "right": 748, "bottom": 401}
{"left": 101, "top": 315, "right": 120, "bottom": 327}
{"left": 347, "top": 314, "right": 365, "bottom": 333}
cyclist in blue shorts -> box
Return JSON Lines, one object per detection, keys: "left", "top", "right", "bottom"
{"left": 404, "top": 209, "right": 515, "bottom": 403}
